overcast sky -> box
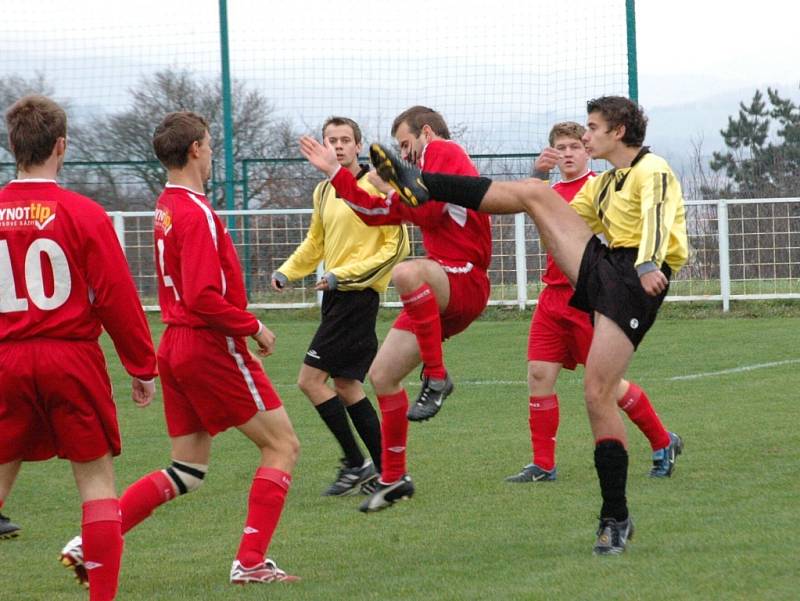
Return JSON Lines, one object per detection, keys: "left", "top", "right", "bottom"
{"left": 1, "top": 0, "right": 795, "bottom": 159}
{"left": 636, "top": 0, "right": 796, "bottom": 107}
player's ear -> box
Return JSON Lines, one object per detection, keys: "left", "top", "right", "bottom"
{"left": 614, "top": 124, "right": 626, "bottom": 142}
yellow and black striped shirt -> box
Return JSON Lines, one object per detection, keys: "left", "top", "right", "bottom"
{"left": 570, "top": 148, "right": 688, "bottom": 273}
{"left": 277, "top": 167, "right": 409, "bottom": 292}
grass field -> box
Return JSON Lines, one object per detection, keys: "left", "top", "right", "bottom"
{"left": 3, "top": 309, "right": 799, "bottom": 601}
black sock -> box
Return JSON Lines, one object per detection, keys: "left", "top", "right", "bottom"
{"left": 346, "top": 397, "right": 382, "bottom": 473}
{"left": 421, "top": 172, "right": 493, "bottom": 211}
{"left": 316, "top": 396, "right": 364, "bottom": 468}
{"left": 594, "top": 439, "right": 629, "bottom": 522}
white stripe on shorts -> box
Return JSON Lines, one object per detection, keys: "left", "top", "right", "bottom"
{"left": 226, "top": 336, "right": 265, "bottom": 411}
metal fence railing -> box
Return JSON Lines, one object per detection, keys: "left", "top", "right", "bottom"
{"left": 112, "top": 197, "right": 800, "bottom": 313}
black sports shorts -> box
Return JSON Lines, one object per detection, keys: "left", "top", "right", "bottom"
{"left": 569, "top": 237, "right": 671, "bottom": 349}
{"left": 303, "top": 288, "right": 379, "bottom": 381}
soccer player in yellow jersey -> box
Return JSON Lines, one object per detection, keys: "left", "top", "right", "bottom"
{"left": 272, "top": 117, "right": 409, "bottom": 496}
{"left": 369, "top": 95, "right": 687, "bottom": 555}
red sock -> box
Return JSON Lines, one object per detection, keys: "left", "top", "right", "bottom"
{"left": 378, "top": 391, "right": 410, "bottom": 483}
{"left": 119, "top": 470, "right": 176, "bottom": 534}
{"left": 529, "top": 394, "right": 559, "bottom": 471}
{"left": 82, "top": 498, "right": 123, "bottom": 601}
{"left": 400, "top": 284, "right": 446, "bottom": 379}
{"left": 236, "top": 468, "right": 291, "bottom": 568}
{"left": 617, "top": 382, "right": 670, "bottom": 451}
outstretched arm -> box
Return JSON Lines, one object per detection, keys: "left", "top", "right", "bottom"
{"left": 299, "top": 136, "right": 339, "bottom": 178}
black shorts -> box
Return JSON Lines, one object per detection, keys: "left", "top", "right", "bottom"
{"left": 569, "top": 237, "right": 671, "bottom": 349}
{"left": 304, "top": 288, "right": 380, "bottom": 381}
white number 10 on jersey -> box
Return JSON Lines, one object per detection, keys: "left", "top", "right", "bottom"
{"left": 0, "top": 239, "right": 72, "bottom": 312}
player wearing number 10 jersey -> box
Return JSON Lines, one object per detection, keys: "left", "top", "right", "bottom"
{"left": 0, "top": 95, "right": 157, "bottom": 601}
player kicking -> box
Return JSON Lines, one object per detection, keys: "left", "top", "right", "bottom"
{"left": 273, "top": 116, "right": 408, "bottom": 496}
{"left": 0, "top": 95, "right": 158, "bottom": 601}
{"left": 300, "top": 106, "right": 492, "bottom": 512}
{"left": 370, "top": 96, "right": 688, "bottom": 554}
{"left": 507, "top": 121, "right": 682, "bottom": 484}
{"left": 60, "top": 111, "right": 300, "bottom": 586}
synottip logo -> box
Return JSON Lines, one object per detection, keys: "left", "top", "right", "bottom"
{"left": 0, "top": 201, "right": 57, "bottom": 231}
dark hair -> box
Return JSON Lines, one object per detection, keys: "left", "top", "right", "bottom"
{"left": 391, "top": 105, "right": 450, "bottom": 139}
{"left": 322, "top": 116, "right": 362, "bottom": 145}
{"left": 586, "top": 96, "right": 648, "bottom": 147}
{"left": 5, "top": 95, "right": 67, "bottom": 170}
{"left": 152, "top": 111, "right": 209, "bottom": 169}
{"left": 548, "top": 121, "right": 586, "bottom": 146}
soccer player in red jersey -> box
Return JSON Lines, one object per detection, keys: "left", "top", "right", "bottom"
{"left": 370, "top": 96, "right": 688, "bottom": 554}
{"left": 0, "top": 95, "right": 158, "bottom": 601}
{"left": 504, "top": 122, "right": 680, "bottom": 484}
{"left": 300, "top": 106, "right": 492, "bottom": 512}
{"left": 60, "top": 111, "right": 300, "bottom": 586}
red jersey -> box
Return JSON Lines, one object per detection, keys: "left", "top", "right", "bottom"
{"left": 541, "top": 171, "right": 595, "bottom": 287}
{"left": 154, "top": 184, "right": 260, "bottom": 337}
{"left": 331, "top": 139, "right": 492, "bottom": 273}
{"left": 0, "top": 179, "right": 156, "bottom": 380}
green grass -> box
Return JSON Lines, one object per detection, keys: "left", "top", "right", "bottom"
{"left": 4, "top": 313, "right": 799, "bottom": 600}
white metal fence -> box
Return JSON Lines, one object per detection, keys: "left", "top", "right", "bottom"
{"left": 112, "top": 197, "right": 800, "bottom": 313}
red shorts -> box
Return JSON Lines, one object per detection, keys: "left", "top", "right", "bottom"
{"left": 158, "top": 327, "right": 283, "bottom": 437}
{"left": 0, "top": 339, "right": 120, "bottom": 463}
{"left": 393, "top": 266, "right": 490, "bottom": 340}
{"left": 527, "top": 285, "right": 594, "bottom": 370}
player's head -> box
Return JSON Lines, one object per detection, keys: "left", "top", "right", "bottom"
{"left": 548, "top": 121, "right": 589, "bottom": 180}
{"left": 322, "top": 116, "right": 362, "bottom": 171}
{"left": 583, "top": 96, "right": 648, "bottom": 159}
{"left": 391, "top": 106, "right": 451, "bottom": 164}
{"left": 152, "top": 111, "right": 212, "bottom": 181}
{"left": 5, "top": 95, "right": 68, "bottom": 173}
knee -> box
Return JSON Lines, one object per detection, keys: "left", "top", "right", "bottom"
{"left": 368, "top": 366, "right": 393, "bottom": 395}
{"left": 391, "top": 262, "right": 420, "bottom": 291}
{"left": 296, "top": 372, "right": 312, "bottom": 396}
{"left": 583, "top": 377, "right": 616, "bottom": 416}
{"left": 278, "top": 428, "right": 301, "bottom": 468}
{"left": 297, "top": 370, "right": 326, "bottom": 398}
{"left": 527, "top": 364, "right": 554, "bottom": 392}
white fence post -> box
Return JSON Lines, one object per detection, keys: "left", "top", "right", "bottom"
{"left": 111, "top": 212, "right": 126, "bottom": 255}
{"left": 514, "top": 213, "right": 528, "bottom": 310}
{"left": 717, "top": 200, "right": 731, "bottom": 312}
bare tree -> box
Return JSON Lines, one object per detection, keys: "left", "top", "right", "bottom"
{"left": 73, "top": 68, "right": 302, "bottom": 210}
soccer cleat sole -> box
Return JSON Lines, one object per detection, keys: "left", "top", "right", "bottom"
{"left": 0, "top": 532, "right": 19, "bottom": 540}
{"left": 369, "top": 144, "right": 422, "bottom": 207}
{"left": 60, "top": 555, "right": 89, "bottom": 589}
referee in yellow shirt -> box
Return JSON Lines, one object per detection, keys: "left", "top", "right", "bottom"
{"left": 272, "top": 117, "right": 409, "bottom": 497}
{"left": 368, "top": 96, "right": 687, "bottom": 555}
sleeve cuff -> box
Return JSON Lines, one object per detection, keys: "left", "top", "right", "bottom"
{"left": 323, "top": 272, "right": 338, "bottom": 290}
{"left": 328, "top": 164, "right": 342, "bottom": 180}
{"left": 253, "top": 320, "right": 264, "bottom": 337}
{"left": 271, "top": 271, "right": 288, "bottom": 288}
{"left": 636, "top": 261, "right": 659, "bottom": 276}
